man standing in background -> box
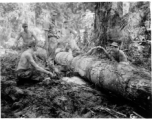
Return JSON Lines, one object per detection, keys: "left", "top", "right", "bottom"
{"left": 16, "top": 23, "right": 38, "bottom": 51}
{"left": 44, "top": 12, "right": 59, "bottom": 60}
{"left": 62, "top": 20, "right": 81, "bottom": 56}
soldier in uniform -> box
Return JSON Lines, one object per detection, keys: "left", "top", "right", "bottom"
{"left": 62, "top": 20, "right": 81, "bottom": 57}
{"left": 44, "top": 12, "right": 59, "bottom": 61}
{"left": 109, "top": 42, "right": 128, "bottom": 63}
{"left": 16, "top": 40, "right": 54, "bottom": 86}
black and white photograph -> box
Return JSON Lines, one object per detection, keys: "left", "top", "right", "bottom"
{"left": 0, "top": 1, "right": 151, "bottom": 118}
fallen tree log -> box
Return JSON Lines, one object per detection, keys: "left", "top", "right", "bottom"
{"left": 55, "top": 51, "right": 151, "bottom": 110}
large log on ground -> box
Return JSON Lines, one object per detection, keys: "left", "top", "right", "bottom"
{"left": 55, "top": 51, "right": 151, "bottom": 110}
{"left": 55, "top": 52, "right": 73, "bottom": 66}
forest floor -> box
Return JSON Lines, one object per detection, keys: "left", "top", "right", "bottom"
{"left": 1, "top": 48, "right": 151, "bottom": 118}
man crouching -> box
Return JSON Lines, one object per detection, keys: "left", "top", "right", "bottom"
{"left": 16, "top": 40, "right": 53, "bottom": 86}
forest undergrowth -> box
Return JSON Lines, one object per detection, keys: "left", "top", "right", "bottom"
{"left": 1, "top": 48, "right": 151, "bottom": 118}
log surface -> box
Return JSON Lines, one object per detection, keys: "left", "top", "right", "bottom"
{"left": 55, "top": 52, "right": 151, "bottom": 110}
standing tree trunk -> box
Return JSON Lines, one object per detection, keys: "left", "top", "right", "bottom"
{"left": 94, "top": 2, "right": 112, "bottom": 47}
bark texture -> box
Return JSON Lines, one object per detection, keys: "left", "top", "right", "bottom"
{"left": 94, "top": 2, "right": 112, "bottom": 46}
{"left": 55, "top": 51, "right": 151, "bottom": 110}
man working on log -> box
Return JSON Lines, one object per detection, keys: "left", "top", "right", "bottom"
{"left": 108, "top": 42, "right": 128, "bottom": 63}
{"left": 16, "top": 23, "right": 38, "bottom": 51}
{"left": 86, "top": 42, "right": 128, "bottom": 63}
{"left": 16, "top": 40, "right": 54, "bottom": 86}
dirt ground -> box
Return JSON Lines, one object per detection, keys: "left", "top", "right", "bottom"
{"left": 1, "top": 51, "right": 151, "bottom": 118}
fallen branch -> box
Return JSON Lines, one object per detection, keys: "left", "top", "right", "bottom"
{"left": 132, "top": 111, "right": 144, "bottom": 118}
{"left": 94, "top": 106, "right": 127, "bottom": 118}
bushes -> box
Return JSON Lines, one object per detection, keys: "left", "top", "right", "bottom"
{"left": 1, "top": 52, "right": 20, "bottom": 80}
{"left": 126, "top": 44, "right": 151, "bottom": 71}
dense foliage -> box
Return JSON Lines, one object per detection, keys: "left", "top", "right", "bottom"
{"left": 0, "top": 2, "right": 151, "bottom": 118}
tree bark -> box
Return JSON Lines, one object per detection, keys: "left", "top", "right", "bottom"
{"left": 94, "top": 2, "right": 112, "bottom": 47}
{"left": 55, "top": 51, "right": 151, "bottom": 110}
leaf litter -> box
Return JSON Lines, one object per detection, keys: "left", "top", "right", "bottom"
{"left": 1, "top": 51, "right": 150, "bottom": 118}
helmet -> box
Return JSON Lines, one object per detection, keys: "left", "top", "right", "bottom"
{"left": 22, "top": 23, "right": 28, "bottom": 28}
{"left": 111, "top": 42, "right": 119, "bottom": 47}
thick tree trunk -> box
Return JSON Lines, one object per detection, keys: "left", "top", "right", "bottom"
{"left": 94, "top": 2, "right": 112, "bottom": 47}
{"left": 55, "top": 51, "right": 151, "bottom": 110}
